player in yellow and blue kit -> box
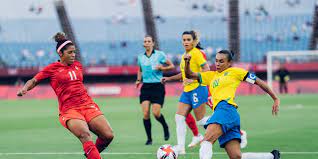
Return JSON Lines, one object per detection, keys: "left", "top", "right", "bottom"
{"left": 184, "top": 50, "right": 281, "bottom": 159}
{"left": 161, "top": 31, "right": 210, "bottom": 154}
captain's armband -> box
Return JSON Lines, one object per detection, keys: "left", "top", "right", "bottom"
{"left": 245, "top": 72, "right": 257, "bottom": 84}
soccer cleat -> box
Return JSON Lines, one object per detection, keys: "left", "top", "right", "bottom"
{"left": 164, "top": 127, "right": 170, "bottom": 141}
{"left": 173, "top": 145, "right": 186, "bottom": 155}
{"left": 188, "top": 134, "right": 204, "bottom": 148}
{"left": 271, "top": 149, "right": 281, "bottom": 159}
{"left": 240, "top": 130, "right": 248, "bottom": 149}
{"left": 145, "top": 139, "right": 152, "bottom": 145}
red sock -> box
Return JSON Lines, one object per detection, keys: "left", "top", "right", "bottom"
{"left": 83, "top": 141, "right": 101, "bottom": 159}
{"left": 185, "top": 113, "right": 199, "bottom": 136}
{"left": 95, "top": 137, "right": 107, "bottom": 153}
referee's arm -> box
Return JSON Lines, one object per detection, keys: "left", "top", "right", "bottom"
{"left": 157, "top": 59, "right": 175, "bottom": 71}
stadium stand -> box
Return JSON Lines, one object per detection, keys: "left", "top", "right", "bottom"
{"left": 0, "top": 0, "right": 315, "bottom": 67}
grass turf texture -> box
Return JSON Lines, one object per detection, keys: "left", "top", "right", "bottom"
{"left": 0, "top": 94, "right": 317, "bottom": 159}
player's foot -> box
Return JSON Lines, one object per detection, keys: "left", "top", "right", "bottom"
{"left": 145, "top": 139, "right": 152, "bottom": 145}
{"left": 164, "top": 127, "right": 170, "bottom": 141}
{"left": 240, "top": 130, "right": 248, "bottom": 148}
{"left": 188, "top": 134, "right": 203, "bottom": 148}
{"left": 173, "top": 145, "right": 186, "bottom": 155}
{"left": 271, "top": 149, "right": 280, "bottom": 159}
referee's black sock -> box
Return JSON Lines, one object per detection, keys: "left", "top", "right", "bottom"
{"left": 143, "top": 118, "right": 152, "bottom": 142}
{"left": 155, "top": 114, "right": 170, "bottom": 140}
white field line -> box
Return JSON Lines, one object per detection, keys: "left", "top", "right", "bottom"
{"left": 0, "top": 152, "right": 317, "bottom": 155}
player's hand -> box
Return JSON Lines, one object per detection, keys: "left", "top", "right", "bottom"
{"left": 272, "top": 98, "right": 280, "bottom": 116}
{"left": 183, "top": 54, "right": 192, "bottom": 62}
{"left": 183, "top": 78, "right": 194, "bottom": 85}
{"left": 161, "top": 77, "right": 170, "bottom": 84}
{"left": 17, "top": 88, "right": 27, "bottom": 97}
{"left": 135, "top": 80, "right": 141, "bottom": 88}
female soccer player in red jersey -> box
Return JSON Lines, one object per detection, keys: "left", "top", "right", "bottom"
{"left": 17, "top": 32, "right": 113, "bottom": 159}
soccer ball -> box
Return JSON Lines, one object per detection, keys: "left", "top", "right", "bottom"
{"left": 157, "top": 144, "right": 178, "bottom": 159}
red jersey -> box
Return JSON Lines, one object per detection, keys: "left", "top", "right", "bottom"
{"left": 34, "top": 61, "right": 94, "bottom": 112}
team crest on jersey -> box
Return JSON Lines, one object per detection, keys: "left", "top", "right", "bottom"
{"left": 224, "top": 72, "right": 229, "bottom": 76}
{"left": 75, "top": 66, "right": 79, "bottom": 70}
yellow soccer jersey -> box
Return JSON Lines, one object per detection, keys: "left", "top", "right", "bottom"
{"left": 180, "top": 48, "right": 207, "bottom": 92}
{"left": 199, "top": 67, "right": 249, "bottom": 110}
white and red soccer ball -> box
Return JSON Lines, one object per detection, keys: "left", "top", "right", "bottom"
{"left": 157, "top": 144, "right": 178, "bottom": 159}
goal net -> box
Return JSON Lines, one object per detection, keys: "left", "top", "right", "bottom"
{"left": 266, "top": 50, "right": 318, "bottom": 94}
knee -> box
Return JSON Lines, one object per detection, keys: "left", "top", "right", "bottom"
{"left": 106, "top": 132, "right": 114, "bottom": 141}
{"left": 203, "top": 131, "right": 219, "bottom": 144}
{"left": 229, "top": 153, "right": 242, "bottom": 159}
{"left": 101, "top": 131, "right": 114, "bottom": 141}
{"left": 152, "top": 110, "right": 161, "bottom": 118}
{"left": 204, "top": 134, "right": 218, "bottom": 144}
{"left": 143, "top": 111, "right": 150, "bottom": 119}
{"left": 78, "top": 131, "right": 92, "bottom": 141}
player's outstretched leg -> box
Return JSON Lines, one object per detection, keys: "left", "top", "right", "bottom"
{"left": 83, "top": 141, "right": 102, "bottom": 159}
{"left": 88, "top": 115, "right": 114, "bottom": 153}
{"left": 199, "top": 141, "right": 213, "bottom": 159}
{"left": 67, "top": 119, "right": 102, "bottom": 159}
{"left": 242, "top": 150, "right": 280, "bottom": 159}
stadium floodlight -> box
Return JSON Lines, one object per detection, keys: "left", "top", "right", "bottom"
{"left": 266, "top": 50, "right": 318, "bottom": 89}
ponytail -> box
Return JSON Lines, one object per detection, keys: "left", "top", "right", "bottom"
{"left": 196, "top": 42, "right": 204, "bottom": 50}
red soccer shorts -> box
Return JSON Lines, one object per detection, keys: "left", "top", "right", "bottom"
{"left": 59, "top": 103, "right": 103, "bottom": 129}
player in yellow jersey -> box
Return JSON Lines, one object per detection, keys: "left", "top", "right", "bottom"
{"left": 184, "top": 50, "right": 280, "bottom": 159}
{"left": 161, "top": 31, "right": 210, "bottom": 154}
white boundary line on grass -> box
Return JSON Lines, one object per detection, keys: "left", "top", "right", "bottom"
{"left": 0, "top": 152, "right": 318, "bottom": 155}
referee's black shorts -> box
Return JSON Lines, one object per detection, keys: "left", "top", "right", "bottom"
{"left": 139, "top": 82, "right": 165, "bottom": 106}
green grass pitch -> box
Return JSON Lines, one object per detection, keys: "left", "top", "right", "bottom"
{"left": 0, "top": 94, "right": 317, "bottom": 159}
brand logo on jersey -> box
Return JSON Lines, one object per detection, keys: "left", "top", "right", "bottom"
{"left": 75, "top": 66, "right": 79, "bottom": 70}
{"left": 58, "top": 69, "right": 64, "bottom": 72}
{"left": 224, "top": 72, "right": 229, "bottom": 76}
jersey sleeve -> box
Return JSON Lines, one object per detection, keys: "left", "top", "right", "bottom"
{"left": 200, "top": 51, "right": 207, "bottom": 60}
{"left": 159, "top": 52, "right": 167, "bottom": 64}
{"left": 198, "top": 71, "right": 215, "bottom": 85}
{"left": 194, "top": 51, "right": 207, "bottom": 67}
{"left": 137, "top": 55, "right": 142, "bottom": 71}
{"left": 233, "top": 68, "right": 256, "bottom": 84}
{"left": 34, "top": 65, "right": 53, "bottom": 82}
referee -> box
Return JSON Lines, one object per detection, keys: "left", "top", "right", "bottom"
{"left": 136, "top": 35, "right": 175, "bottom": 145}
